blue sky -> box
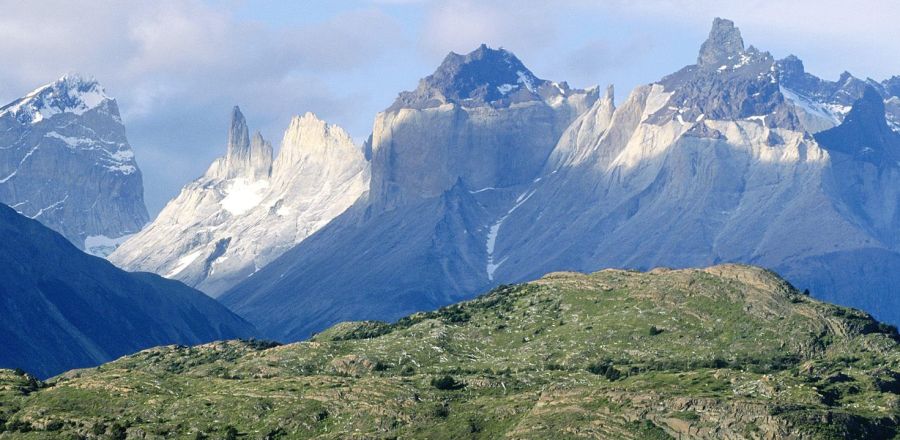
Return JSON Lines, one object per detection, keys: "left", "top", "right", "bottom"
{"left": 1, "top": 0, "right": 899, "bottom": 214}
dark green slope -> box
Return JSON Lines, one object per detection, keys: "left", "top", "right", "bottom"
{"left": 0, "top": 203, "right": 257, "bottom": 378}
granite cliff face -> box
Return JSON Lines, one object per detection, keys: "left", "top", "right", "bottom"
{"left": 221, "top": 46, "right": 600, "bottom": 340}
{"left": 0, "top": 74, "right": 148, "bottom": 254}
{"left": 220, "top": 20, "right": 900, "bottom": 341}
{"left": 110, "top": 107, "right": 368, "bottom": 296}
{"left": 480, "top": 19, "right": 900, "bottom": 327}
{"left": 370, "top": 44, "right": 598, "bottom": 209}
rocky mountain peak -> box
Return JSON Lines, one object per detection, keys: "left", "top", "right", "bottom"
{"left": 850, "top": 86, "right": 889, "bottom": 121}
{"left": 219, "top": 106, "right": 273, "bottom": 180}
{"left": 250, "top": 130, "right": 271, "bottom": 154}
{"left": 0, "top": 74, "right": 147, "bottom": 250}
{"left": 814, "top": 85, "right": 900, "bottom": 163}
{"left": 697, "top": 18, "right": 745, "bottom": 68}
{"left": 389, "top": 44, "right": 551, "bottom": 110}
{"left": 433, "top": 44, "right": 541, "bottom": 93}
{"left": 0, "top": 73, "right": 114, "bottom": 125}
{"left": 779, "top": 54, "right": 804, "bottom": 74}
{"left": 226, "top": 106, "right": 250, "bottom": 159}
{"left": 603, "top": 84, "right": 615, "bottom": 103}
{"left": 884, "top": 75, "right": 900, "bottom": 97}
{"left": 112, "top": 108, "right": 369, "bottom": 296}
{"left": 275, "top": 112, "right": 358, "bottom": 170}
{"left": 775, "top": 54, "right": 809, "bottom": 86}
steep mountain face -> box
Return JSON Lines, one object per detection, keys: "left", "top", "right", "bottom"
{"left": 110, "top": 107, "right": 368, "bottom": 296}
{"left": 221, "top": 19, "right": 900, "bottom": 341}
{"left": 483, "top": 19, "right": 900, "bottom": 326}
{"left": 5, "top": 266, "right": 900, "bottom": 439}
{"left": 370, "top": 44, "right": 598, "bottom": 209}
{"left": 0, "top": 203, "right": 256, "bottom": 379}
{"left": 222, "top": 46, "right": 598, "bottom": 340}
{"left": 489, "top": 20, "right": 900, "bottom": 327}
{"left": 0, "top": 74, "right": 148, "bottom": 255}
{"left": 815, "top": 86, "right": 900, "bottom": 163}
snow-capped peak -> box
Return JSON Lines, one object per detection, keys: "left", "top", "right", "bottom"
{"left": 0, "top": 73, "right": 113, "bottom": 125}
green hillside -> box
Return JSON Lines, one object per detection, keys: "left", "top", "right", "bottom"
{"left": 1, "top": 265, "right": 898, "bottom": 439}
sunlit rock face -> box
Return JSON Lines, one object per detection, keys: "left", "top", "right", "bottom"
{"left": 110, "top": 107, "right": 369, "bottom": 296}
{"left": 368, "top": 44, "right": 599, "bottom": 210}
{"left": 221, "top": 45, "right": 601, "bottom": 340}
{"left": 222, "top": 20, "right": 900, "bottom": 341}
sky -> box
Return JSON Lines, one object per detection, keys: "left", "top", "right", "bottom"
{"left": 1, "top": 0, "right": 899, "bottom": 214}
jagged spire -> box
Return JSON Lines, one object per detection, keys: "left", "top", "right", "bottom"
{"left": 226, "top": 106, "right": 250, "bottom": 160}
{"left": 274, "top": 112, "right": 357, "bottom": 173}
{"left": 697, "top": 18, "right": 745, "bottom": 67}
{"left": 219, "top": 106, "right": 273, "bottom": 179}
{"left": 604, "top": 84, "right": 615, "bottom": 103}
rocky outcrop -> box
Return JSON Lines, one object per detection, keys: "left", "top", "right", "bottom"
{"left": 110, "top": 108, "right": 368, "bottom": 296}
{"left": 0, "top": 74, "right": 149, "bottom": 253}
{"left": 815, "top": 86, "right": 900, "bottom": 163}
{"left": 697, "top": 18, "right": 745, "bottom": 68}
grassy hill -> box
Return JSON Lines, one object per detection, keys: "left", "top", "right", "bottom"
{"left": 1, "top": 265, "right": 898, "bottom": 439}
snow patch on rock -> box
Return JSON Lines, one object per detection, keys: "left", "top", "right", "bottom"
{"left": 166, "top": 250, "right": 203, "bottom": 278}
{"left": 85, "top": 233, "right": 135, "bottom": 258}
{"left": 221, "top": 178, "right": 269, "bottom": 215}
{"left": 485, "top": 189, "right": 536, "bottom": 280}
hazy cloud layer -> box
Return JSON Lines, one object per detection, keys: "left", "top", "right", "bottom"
{"left": 0, "top": 0, "right": 898, "bottom": 213}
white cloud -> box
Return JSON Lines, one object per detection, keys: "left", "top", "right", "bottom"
{"left": 567, "top": 0, "right": 900, "bottom": 79}
{"left": 0, "top": 0, "right": 406, "bottom": 213}
{"left": 1, "top": 0, "right": 899, "bottom": 214}
{"left": 419, "top": 0, "right": 560, "bottom": 57}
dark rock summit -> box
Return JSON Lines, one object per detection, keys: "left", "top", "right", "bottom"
{"left": 389, "top": 45, "right": 580, "bottom": 110}
{"left": 816, "top": 86, "right": 900, "bottom": 164}
{"left": 697, "top": 17, "right": 745, "bottom": 68}
{"left": 652, "top": 20, "right": 798, "bottom": 128}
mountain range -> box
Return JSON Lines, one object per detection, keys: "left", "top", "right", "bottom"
{"left": 6, "top": 17, "right": 900, "bottom": 371}
{"left": 1, "top": 15, "right": 900, "bottom": 438}
{"left": 0, "top": 74, "right": 148, "bottom": 256}
{"left": 207, "top": 18, "right": 900, "bottom": 341}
